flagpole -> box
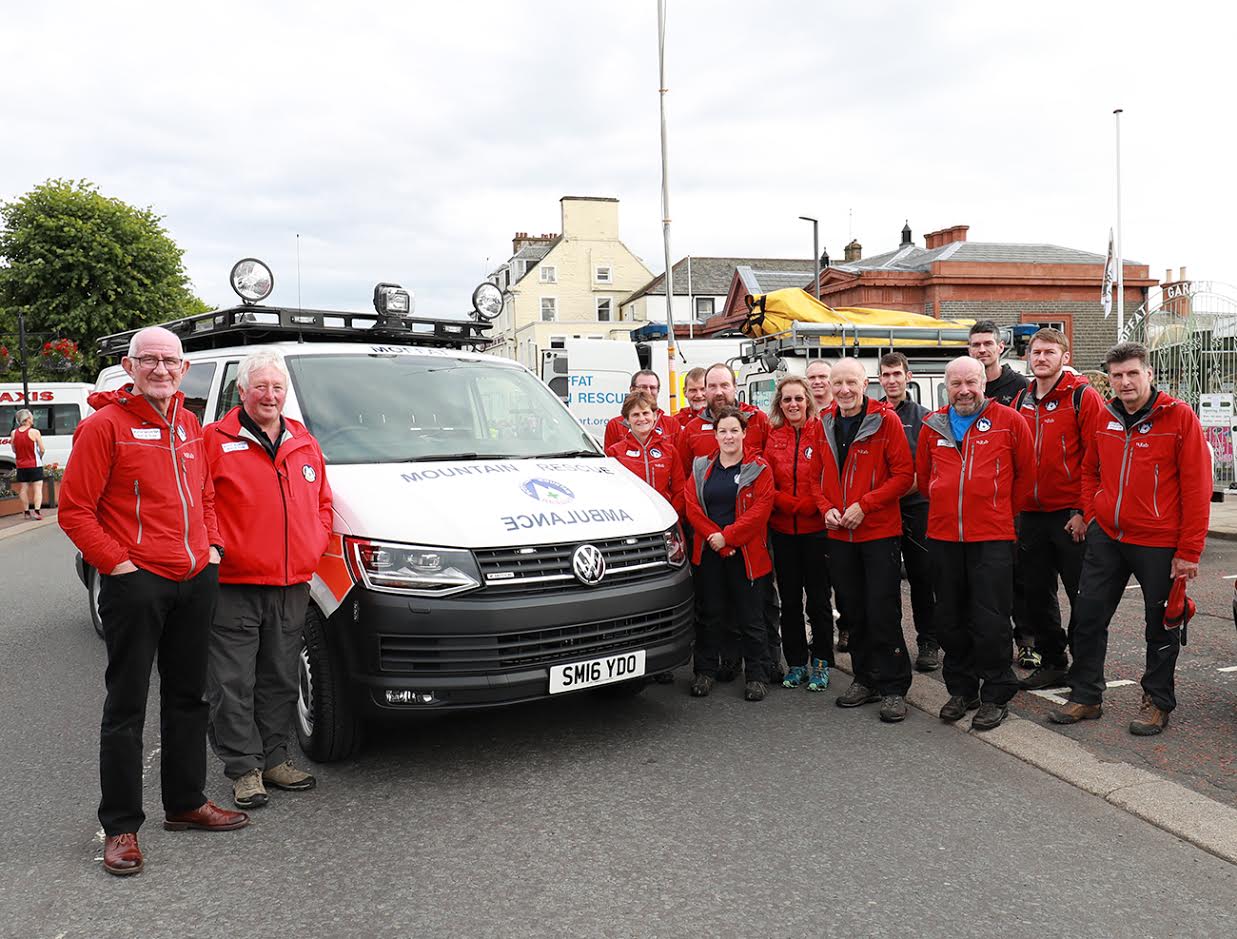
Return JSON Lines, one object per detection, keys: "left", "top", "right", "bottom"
{"left": 1114, "top": 108, "right": 1124, "bottom": 339}
{"left": 657, "top": 0, "right": 679, "bottom": 413}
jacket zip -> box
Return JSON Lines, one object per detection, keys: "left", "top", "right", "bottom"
{"left": 133, "top": 480, "right": 143, "bottom": 544}
{"left": 1112, "top": 430, "right": 1134, "bottom": 536}
{"left": 956, "top": 435, "right": 968, "bottom": 541}
{"left": 160, "top": 401, "right": 196, "bottom": 571}
{"left": 993, "top": 459, "right": 1001, "bottom": 508}
{"left": 1032, "top": 405, "right": 1042, "bottom": 507}
{"left": 791, "top": 427, "right": 801, "bottom": 535}
{"left": 1060, "top": 435, "right": 1072, "bottom": 481}
{"left": 1152, "top": 464, "right": 1160, "bottom": 516}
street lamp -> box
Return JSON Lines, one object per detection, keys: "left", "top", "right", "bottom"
{"left": 799, "top": 216, "right": 820, "bottom": 300}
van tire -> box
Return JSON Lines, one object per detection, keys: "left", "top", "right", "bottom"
{"left": 296, "top": 604, "right": 363, "bottom": 762}
{"left": 88, "top": 568, "right": 105, "bottom": 639}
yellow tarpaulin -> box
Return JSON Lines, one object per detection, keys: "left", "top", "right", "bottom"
{"left": 742, "top": 288, "right": 972, "bottom": 346}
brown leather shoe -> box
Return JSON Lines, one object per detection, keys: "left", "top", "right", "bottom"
{"left": 103, "top": 833, "right": 143, "bottom": 876}
{"left": 1129, "top": 694, "right": 1171, "bottom": 736}
{"left": 163, "top": 800, "right": 250, "bottom": 832}
{"left": 1048, "top": 701, "right": 1103, "bottom": 724}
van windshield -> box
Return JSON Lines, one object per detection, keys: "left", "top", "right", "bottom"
{"left": 285, "top": 354, "right": 602, "bottom": 464}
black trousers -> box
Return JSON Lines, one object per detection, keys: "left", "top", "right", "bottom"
{"left": 900, "top": 501, "right": 935, "bottom": 645}
{"left": 830, "top": 536, "right": 911, "bottom": 695}
{"left": 770, "top": 530, "right": 833, "bottom": 668}
{"left": 207, "top": 582, "right": 311, "bottom": 779}
{"left": 693, "top": 549, "right": 770, "bottom": 682}
{"left": 1016, "top": 509, "right": 1085, "bottom": 668}
{"left": 930, "top": 539, "right": 1019, "bottom": 705}
{"left": 1067, "top": 523, "right": 1179, "bottom": 710}
{"left": 98, "top": 564, "right": 218, "bottom": 835}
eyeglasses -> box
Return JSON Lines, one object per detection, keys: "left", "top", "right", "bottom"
{"left": 133, "top": 355, "right": 184, "bottom": 371}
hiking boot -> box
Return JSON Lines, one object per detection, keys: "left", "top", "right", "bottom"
{"left": 939, "top": 695, "right": 980, "bottom": 722}
{"left": 1129, "top": 694, "right": 1170, "bottom": 736}
{"left": 1019, "top": 665, "right": 1069, "bottom": 691}
{"left": 1048, "top": 701, "right": 1103, "bottom": 724}
{"left": 879, "top": 695, "right": 908, "bottom": 723}
{"left": 262, "top": 760, "right": 317, "bottom": 792}
{"left": 689, "top": 673, "right": 714, "bottom": 697}
{"left": 1016, "top": 645, "right": 1042, "bottom": 669}
{"left": 836, "top": 631, "right": 850, "bottom": 653}
{"left": 836, "top": 680, "right": 880, "bottom": 708}
{"left": 914, "top": 641, "right": 941, "bottom": 672}
{"left": 782, "top": 665, "right": 810, "bottom": 689}
{"left": 971, "top": 702, "right": 1009, "bottom": 732}
{"left": 716, "top": 658, "right": 740, "bottom": 683}
{"left": 744, "top": 680, "right": 769, "bottom": 702}
{"left": 806, "top": 659, "right": 830, "bottom": 693}
{"left": 232, "top": 769, "right": 268, "bottom": 808}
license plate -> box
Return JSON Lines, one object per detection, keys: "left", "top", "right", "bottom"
{"left": 549, "top": 650, "right": 646, "bottom": 694}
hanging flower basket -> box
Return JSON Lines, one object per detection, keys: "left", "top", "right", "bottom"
{"left": 41, "top": 339, "right": 83, "bottom": 373}
{"left": 0, "top": 345, "right": 12, "bottom": 373}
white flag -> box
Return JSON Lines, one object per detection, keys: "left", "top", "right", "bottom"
{"left": 1100, "top": 228, "right": 1116, "bottom": 318}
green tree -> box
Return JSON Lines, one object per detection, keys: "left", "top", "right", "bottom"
{"left": 0, "top": 178, "right": 208, "bottom": 379}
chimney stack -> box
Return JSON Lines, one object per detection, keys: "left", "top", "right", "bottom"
{"left": 511, "top": 231, "right": 559, "bottom": 255}
{"left": 844, "top": 239, "right": 863, "bottom": 262}
{"left": 924, "top": 224, "right": 970, "bottom": 250}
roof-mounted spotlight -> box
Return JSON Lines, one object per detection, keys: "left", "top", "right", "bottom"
{"left": 230, "top": 258, "right": 274, "bottom": 304}
{"left": 471, "top": 282, "right": 503, "bottom": 322}
{"left": 373, "top": 282, "right": 414, "bottom": 325}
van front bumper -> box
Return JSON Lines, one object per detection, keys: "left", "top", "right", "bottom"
{"left": 329, "top": 565, "right": 695, "bottom": 714}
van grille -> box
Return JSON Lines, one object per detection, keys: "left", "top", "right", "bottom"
{"left": 378, "top": 598, "right": 694, "bottom": 675}
{"left": 474, "top": 532, "right": 669, "bottom": 595}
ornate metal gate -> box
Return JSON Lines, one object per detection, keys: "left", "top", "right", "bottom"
{"left": 1125, "top": 280, "right": 1237, "bottom": 489}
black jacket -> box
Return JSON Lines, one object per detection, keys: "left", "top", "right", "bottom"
{"left": 985, "top": 364, "right": 1028, "bottom": 407}
{"left": 893, "top": 397, "right": 930, "bottom": 506}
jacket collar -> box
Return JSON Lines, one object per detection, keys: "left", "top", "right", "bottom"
{"left": 923, "top": 398, "right": 993, "bottom": 444}
{"left": 820, "top": 397, "right": 886, "bottom": 466}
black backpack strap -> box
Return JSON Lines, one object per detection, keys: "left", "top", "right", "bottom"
{"left": 1073, "top": 383, "right": 1086, "bottom": 413}
{"left": 1012, "top": 386, "right": 1028, "bottom": 411}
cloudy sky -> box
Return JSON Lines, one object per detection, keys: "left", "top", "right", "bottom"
{"left": 3, "top": 1, "right": 1233, "bottom": 316}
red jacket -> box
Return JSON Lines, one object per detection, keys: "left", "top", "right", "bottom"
{"left": 916, "top": 399, "right": 1034, "bottom": 542}
{"left": 816, "top": 399, "right": 913, "bottom": 542}
{"left": 684, "top": 455, "right": 774, "bottom": 579}
{"left": 677, "top": 402, "right": 770, "bottom": 476}
{"left": 606, "top": 430, "right": 686, "bottom": 517}
{"left": 764, "top": 420, "right": 825, "bottom": 535}
{"left": 59, "top": 386, "right": 220, "bottom": 581}
{"left": 1082, "top": 391, "right": 1211, "bottom": 562}
{"left": 603, "top": 410, "right": 679, "bottom": 452}
{"left": 1013, "top": 373, "right": 1104, "bottom": 512}
{"left": 204, "top": 407, "right": 334, "bottom": 586}
{"left": 674, "top": 405, "right": 703, "bottom": 424}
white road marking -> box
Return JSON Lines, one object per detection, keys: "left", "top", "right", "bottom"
{"left": 1106, "top": 679, "right": 1136, "bottom": 688}
{"left": 1221, "top": 574, "right": 1237, "bottom": 580}
{"left": 1218, "top": 666, "right": 1237, "bottom": 673}
{"left": 1028, "top": 679, "right": 1136, "bottom": 706}
{"left": 1124, "top": 584, "right": 1141, "bottom": 591}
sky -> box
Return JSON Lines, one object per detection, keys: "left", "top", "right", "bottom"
{"left": 3, "top": 0, "right": 1234, "bottom": 317}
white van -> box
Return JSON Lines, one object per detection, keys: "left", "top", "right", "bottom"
{"left": 0, "top": 382, "right": 94, "bottom": 477}
{"left": 79, "top": 287, "right": 693, "bottom": 762}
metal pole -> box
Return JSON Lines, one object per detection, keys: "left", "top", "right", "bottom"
{"left": 1114, "top": 108, "right": 1124, "bottom": 339}
{"left": 17, "top": 310, "right": 30, "bottom": 405}
{"left": 686, "top": 255, "right": 694, "bottom": 339}
{"left": 800, "top": 216, "right": 819, "bottom": 300}
{"left": 657, "top": 0, "right": 679, "bottom": 413}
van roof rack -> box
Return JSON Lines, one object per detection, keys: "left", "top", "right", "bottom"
{"left": 739, "top": 320, "right": 985, "bottom": 362}
{"left": 97, "top": 304, "right": 494, "bottom": 359}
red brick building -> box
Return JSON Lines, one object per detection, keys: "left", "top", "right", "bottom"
{"left": 708, "top": 222, "right": 1157, "bottom": 369}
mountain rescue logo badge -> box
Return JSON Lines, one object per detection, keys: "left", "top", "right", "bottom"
{"left": 521, "top": 478, "right": 576, "bottom": 504}
{"left": 977, "top": 418, "right": 992, "bottom": 432}
{"left": 1139, "top": 423, "right": 1152, "bottom": 434}
{"left": 302, "top": 464, "right": 317, "bottom": 483}
{"left": 1046, "top": 401, "right": 1058, "bottom": 412}
{"left": 649, "top": 448, "right": 663, "bottom": 458}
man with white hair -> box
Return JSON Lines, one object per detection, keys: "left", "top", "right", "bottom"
{"left": 60, "top": 326, "right": 249, "bottom": 877}
{"left": 204, "top": 349, "right": 333, "bottom": 809}
{"left": 916, "top": 356, "right": 1033, "bottom": 731}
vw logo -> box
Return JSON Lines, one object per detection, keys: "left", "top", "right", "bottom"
{"left": 571, "top": 544, "right": 606, "bottom": 586}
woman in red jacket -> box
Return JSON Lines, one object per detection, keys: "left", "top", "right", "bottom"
{"left": 684, "top": 406, "right": 775, "bottom": 701}
{"left": 765, "top": 376, "right": 833, "bottom": 692}
{"left": 606, "top": 392, "right": 686, "bottom": 518}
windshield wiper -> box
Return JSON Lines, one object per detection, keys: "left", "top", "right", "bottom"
{"left": 533, "top": 449, "right": 605, "bottom": 459}
{"left": 409, "top": 452, "right": 516, "bottom": 462}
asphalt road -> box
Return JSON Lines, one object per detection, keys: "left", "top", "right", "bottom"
{"left": 893, "top": 538, "right": 1237, "bottom": 803}
{"left": 2, "top": 527, "right": 1235, "bottom": 938}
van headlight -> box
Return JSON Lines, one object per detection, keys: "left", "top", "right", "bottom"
{"left": 345, "top": 538, "right": 481, "bottom": 596}
{"left": 663, "top": 525, "right": 687, "bottom": 568}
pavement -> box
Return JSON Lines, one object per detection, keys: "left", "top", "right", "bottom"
{"left": 1207, "top": 495, "right": 1237, "bottom": 540}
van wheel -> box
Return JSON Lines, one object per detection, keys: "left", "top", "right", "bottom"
{"left": 88, "top": 569, "right": 105, "bottom": 639}
{"left": 595, "top": 677, "right": 648, "bottom": 699}
{"left": 296, "top": 604, "right": 362, "bottom": 762}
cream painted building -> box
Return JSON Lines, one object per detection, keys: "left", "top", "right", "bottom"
{"left": 489, "top": 197, "right": 654, "bottom": 371}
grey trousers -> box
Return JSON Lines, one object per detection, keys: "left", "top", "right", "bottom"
{"left": 207, "top": 582, "right": 310, "bottom": 779}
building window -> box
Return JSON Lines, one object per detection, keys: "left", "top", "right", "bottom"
{"left": 695, "top": 296, "right": 715, "bottom": 318}
{"left": 596, "top": 297, "right": 612, "bottom": 322}
{"left": 1019, "top": 313, "right": 1074, "bottom": 356}
{"left": 540, "top": 265, "right": 557, "bottom": 284}
{"left": 514, "top": 260, "right": 528, "bottom": 279}
{"left": 595, "top": 265, "right": 612, "bottom": 284}
{"left": 549, "top": 335, "right": 566, "bottom": 349}
{"left": 540, "top": 297, "right": 557, "bottom": 322}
